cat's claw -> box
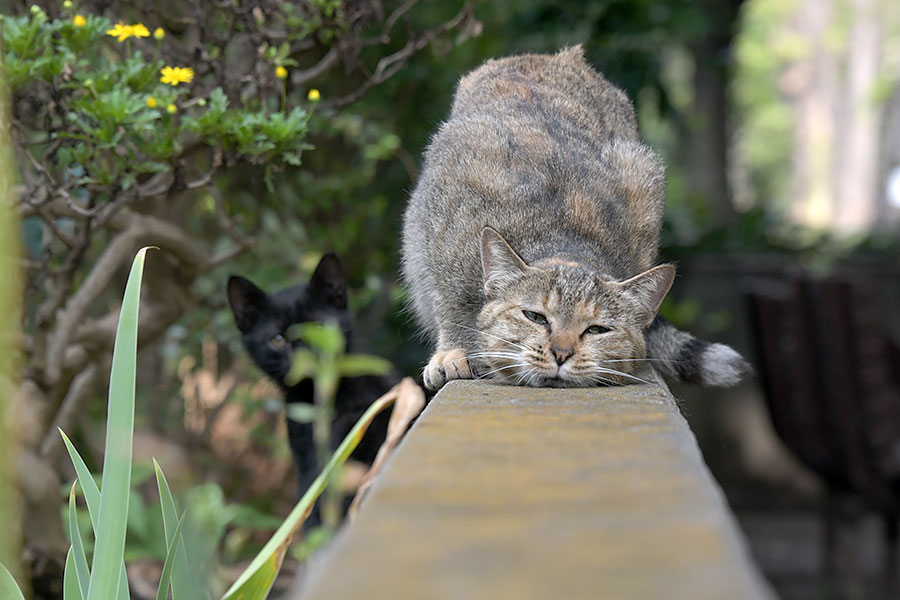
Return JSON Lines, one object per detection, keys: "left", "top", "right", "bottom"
{"left": 423, "top": 348, "right": 473, "bottom": 390}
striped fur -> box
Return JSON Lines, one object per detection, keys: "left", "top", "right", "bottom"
{"left": 646, "top": 317, "right": 751, "bottom": 387}
{"left": 402, "top": 47, "right": 752, "bottom": 390}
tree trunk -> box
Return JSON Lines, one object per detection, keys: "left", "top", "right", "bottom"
{"left": 683, "top": 0, "right": 744, "bottom": 227}
{"left": 786, "top": 0, "right": 887, "bottom": 233}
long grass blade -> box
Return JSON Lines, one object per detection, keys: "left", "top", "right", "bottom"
{"left": 59, "top": 431, "right": 100, "bottom": 523}
{"left": 0, "top": 561, "right": 26, "bottom": 600}
{"left": 63, "top": 548, "right": 84, "bottom": 600}
{"left": 154, "top": 458, "right": 194, "bottom": 599}
{"left": 154, "top": 512, "right": 187, "bottom": 600}
{"left": 68, "top": 485, "right": 90, "bottom": 600}
{"left": 219, "top": 383, "right": 400, "bottom": 600}
{"left": 59, "top": 430, "right": 131, "bottom": 600}
{"left": 87, "top": 248, "right": 150, "bottom": 600}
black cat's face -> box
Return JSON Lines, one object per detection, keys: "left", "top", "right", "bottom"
{"left": 227, "top": 253, "right": 351, "bottom": 388}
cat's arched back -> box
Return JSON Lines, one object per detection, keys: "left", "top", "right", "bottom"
{"left": 402, "top": 47, "right": 748, "bottom": 390}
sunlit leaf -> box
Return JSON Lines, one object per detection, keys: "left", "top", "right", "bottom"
{"left": 336, "top": 354, "right": 393, "bottom": 378}
{"left": 349, "top": 377, "right": 424, "bottom": 516}
{"left": 219, "top": 382, "right": 402, "bottom": 600}
{"left": 292, "top": 322, "right": 344, "bottom": 355}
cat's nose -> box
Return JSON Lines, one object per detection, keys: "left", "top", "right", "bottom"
{"left": 552, "top": 346, "right": 573, "bottom": 365}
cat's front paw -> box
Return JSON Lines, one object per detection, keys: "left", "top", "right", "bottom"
{"left": 423, "top": 348, "right": 473, "bottom": 390}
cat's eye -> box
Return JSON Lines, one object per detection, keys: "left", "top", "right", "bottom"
{"left": 268, "top": 333, "right": 287, "bottom": 349}
{"left": 584, "top": 325, "right": 611, "bottom": 335}
{"left": 522, "top": 310, "right": 548, "bottom": 325}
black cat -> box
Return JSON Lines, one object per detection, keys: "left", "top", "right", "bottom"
{"left": 227, "top": 253, "right": 394, "bottom": 525}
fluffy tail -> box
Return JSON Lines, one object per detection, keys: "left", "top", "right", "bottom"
{"left": 646, "top": 317, "right": 751, "bottom": 387}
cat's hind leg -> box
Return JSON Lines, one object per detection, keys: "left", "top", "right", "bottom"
{"left": 423, "top": 348, "right": 474, "bottom": 390}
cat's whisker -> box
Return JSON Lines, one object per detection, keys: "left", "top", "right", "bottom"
{"left": 589, "top": 375, "right": 619, "bottom": 386}
{"left": 591, "top": 365, "right": 652, "bottom": 386}
{"left": 447, "top": 322, "right": 532, "bottom": 352}
{"left": 478, "top": 362, "right": 527, "bottom": 380}
{"left": 600, "top": 358, "right": 689, "bottom": 364}
{"left": 514, "top": 366, "right": 536, "bottom": 386}
{"left": 468, "top": 351, "right": 521, "bottom": 361}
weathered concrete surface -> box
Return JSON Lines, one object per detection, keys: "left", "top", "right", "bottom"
{"left": 299, "top": 379, "right": 775, "bottom": 600}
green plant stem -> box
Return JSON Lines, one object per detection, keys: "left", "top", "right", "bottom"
{"left": 313, "top": 385, "right": 341, "bottom": 529}
{"left": 220, "top": 386, "right": 398, "bottom": 600}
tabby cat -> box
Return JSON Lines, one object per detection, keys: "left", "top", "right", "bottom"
{"left": 227, "top": 254, "right": 393, "bottom": 523}
{"left": 401, "top": 46, "right": 749, "bottom": 390}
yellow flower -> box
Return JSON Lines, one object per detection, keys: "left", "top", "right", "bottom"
{"left": 146, "top": 96, "right": 157, "bottom": 108}
{"left": 153, "top": 27, "right": 165, "bottom": 40}
{"left": 160, "top": 66, "right": 194, "bottom": 86}
{"left": 131, "top": 23, "right": 150, "bottom": 38}
{"left": 106, "top": 22, "right": 132, "bottom": 42}
{"left": 72, "top": 14, "right": 86, "bottom": 27}
{"left": 106, "top": 22, "right": 150, "bottom": 42}
{"left": 307, "top": 88, "right": 320, "bottom": 102}
{"left": 166, "top": 104, "right": 177, "bottom": 114}
{"left": 275, "top": 66, "right": 288, "bottom": 80}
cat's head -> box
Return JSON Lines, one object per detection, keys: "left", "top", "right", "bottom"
{"left": 475, "top": 228, "right": 674, "bottom": 387}
{"left": 227, "top": 253, "right": 350, "bottom": 388}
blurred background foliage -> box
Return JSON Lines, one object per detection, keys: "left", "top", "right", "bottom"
{"left": 4, "top": 0, "right": 900, "bottom": 598}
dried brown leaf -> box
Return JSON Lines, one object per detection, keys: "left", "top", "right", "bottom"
{"left": 348, "top": 377, "right": 425, "bottom": 517}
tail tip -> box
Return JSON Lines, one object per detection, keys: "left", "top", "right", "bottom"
{"left": 700, "top": 343, "right": 752, "bottom": 387}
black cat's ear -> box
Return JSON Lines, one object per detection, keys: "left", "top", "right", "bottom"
{"left": 481, "top": 227, "right": 530, "bottom": 296}
{"left": 309, "top": 252, "right": 347, "bottom": 309}
{"left": 617, "top": 264, "right": 675, "bottom": 327}
{"left": 227, "top": 275, "right": 267, "bottom": 333}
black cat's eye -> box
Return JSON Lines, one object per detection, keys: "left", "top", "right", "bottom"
{"left": 268, "top": 333, "right": 287, "bottom": 349}
{"left": 584, "top": 325, "right": 611, "bottom": 335}
{"left": 522, "top": 310, "right": 548, "bottom": 325}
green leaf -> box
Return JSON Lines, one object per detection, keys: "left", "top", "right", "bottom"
{"left": 0, "top": 562, "right": 26, "bottom": 600}
{"left": 154, "top": 512, "right": 187, "bottom": 600}
{"left": 293, "top": 322, "right": 344, "bottom": 355}
{"left": 285, "top": 348, "right": 316, "bottom": 386}
{"left": 154, "top": 459, "right": 194, "bottom": 600}
{"left": 219, "top": 388, "right": 398, "bottom": 600}
{"left": 59, "top": 430, "right": 100, "bottom": 525}
{"left": 68, "top": 486, "right": 90, "bottom": 600}
{"left": 63, "top": 548, "right": 84, "bottom": 600}
{"left": 285, "top": 402, "right": 320, "bottom": 423}
{"left": 59, "top": 430, "right": 130, "bottom": 600}
{"left": 336, "top": 354, "right": 393, "bottom": 378}
{"left": 87, "top": 248, "right": 150, "bottom": 600}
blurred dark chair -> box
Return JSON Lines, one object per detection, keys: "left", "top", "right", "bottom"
{"left": 744, "top": 270, "right": 900, "bottom": 593}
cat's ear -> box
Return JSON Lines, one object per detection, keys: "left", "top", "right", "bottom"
{"left": 227, "top": 275, "right": 267, "bottom": 333}
{"left": 481, "top": 227, "right": 530, "bottom": 296}
{"left": 617, "top": 264, "right": 675, "bottom": 327}
{"left": 309, "top": 252, "right": 347, "bottom": 309}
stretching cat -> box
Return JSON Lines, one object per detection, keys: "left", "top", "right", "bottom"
{"left": 401, "top": 46, "right": 749, "bottom": 390}
{"left": 227, "top": 254, "right": 393, "bottom": 523}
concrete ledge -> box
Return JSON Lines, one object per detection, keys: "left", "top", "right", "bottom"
{"left": 299, "top": 379, "right": 774, "bottom": 600}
